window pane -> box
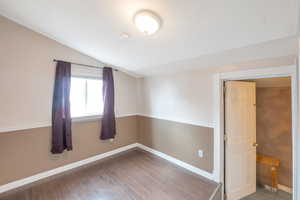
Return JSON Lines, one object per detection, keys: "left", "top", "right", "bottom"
{"left": 86, "top": 79, "right": 103, "bottom": 115}
{"left": 70, "top": 77, "right": 86, "bottom": 117}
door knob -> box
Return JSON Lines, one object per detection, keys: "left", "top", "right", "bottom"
{"left": 253, "top": 143, "right": 258, "bottom": 147}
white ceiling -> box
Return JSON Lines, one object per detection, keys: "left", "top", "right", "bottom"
{"left": 0, "top": 0, "right": 298, "bottom": 76}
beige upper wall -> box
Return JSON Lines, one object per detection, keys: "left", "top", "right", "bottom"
{"left": 138, "top": 69, "right": 215, "bottom": 127}
{"left": 138, "top": 56, "right": 296, "bottom": 128}
{"left": 0, "top": 16, "right": 138, "bottom": 132}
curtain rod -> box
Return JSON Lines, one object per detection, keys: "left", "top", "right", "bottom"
{"left": 53, "top": 59, "right": 118, "bottom": 71}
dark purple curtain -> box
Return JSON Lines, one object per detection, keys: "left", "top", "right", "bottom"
{"left": 101, "top": 67, "right": 116, "bottom": 140}
{"left": 51, "top": 61, "right": 72, "bottom": 154}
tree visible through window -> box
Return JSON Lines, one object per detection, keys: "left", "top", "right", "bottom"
{"left": 70, "top": 77, "right": 103, "bottom": 117}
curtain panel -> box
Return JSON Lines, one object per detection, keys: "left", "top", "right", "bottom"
{"left": 100, "top": 67, "right": 116, "bottom": 140}
{"left": 51, "top": 61, "right": 72, "bottom": 154}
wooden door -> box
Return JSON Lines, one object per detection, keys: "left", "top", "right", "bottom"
{"left": 225, "top": 81, "right": 256, "bottom": 200}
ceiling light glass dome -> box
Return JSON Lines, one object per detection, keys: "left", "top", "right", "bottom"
{"left": 134, "top": 10, "right": 161, "bottom": 35}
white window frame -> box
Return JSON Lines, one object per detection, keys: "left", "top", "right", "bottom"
{"left": 70, "top": 75, "right": 103, "bottom": 123}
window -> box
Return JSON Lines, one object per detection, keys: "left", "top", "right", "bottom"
{"left": 70, "top": 77, "right": 103, "bottom": 118}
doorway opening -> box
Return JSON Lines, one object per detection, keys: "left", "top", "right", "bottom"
{"left": 224, "top": 77, "right": 293, "bottom": 200}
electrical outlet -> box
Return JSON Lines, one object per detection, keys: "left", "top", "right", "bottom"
{"left": 198, "top": 150, "right": 204, "bottom": 158}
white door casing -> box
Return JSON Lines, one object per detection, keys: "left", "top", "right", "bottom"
{"left": 213, "top": 65, "right": 298, "bottom": 200}
{"left": 225, "top": 81, "right": 256, "bottom": 200}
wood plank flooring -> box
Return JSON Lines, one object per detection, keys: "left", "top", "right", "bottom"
{"left": 242, "top": 187, "right": 292, "bottom": 200}
{"left": 0, "top": 149, "right": 217, "bottom": 200}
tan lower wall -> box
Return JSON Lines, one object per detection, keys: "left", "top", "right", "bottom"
{"left": 137, "top": 116, "right": 214, "bottom": 173}
{"left": 0, "top": 115, "right": 215, "bottom": 186}
{"left": 0, "top": 116, "right": 138, "bottom": 185}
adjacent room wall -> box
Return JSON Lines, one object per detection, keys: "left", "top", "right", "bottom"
{"left": 256, "top": 87, "right": 292, "bottom": 188}
{"left": 0, "top": 16, "right": 138, "bottom": 186}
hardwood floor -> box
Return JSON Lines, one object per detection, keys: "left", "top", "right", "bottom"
{"left": 241, "top": 187, "right": 292, "bottom": 200}
{"left": 0, "top": 149, "right": 217, "bottom": 200}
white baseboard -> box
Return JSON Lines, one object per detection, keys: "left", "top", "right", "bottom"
{"left": 278, "top": 184, "right": 292, "bottom": 193}
{"left": 0, "top": 143, "right": 139, "bottom": 194}
{"left": 0, "top": 143, "right": 215, "bottom": 194}
{"left": 137, "top": 144, "right": 214, "bottom": 180}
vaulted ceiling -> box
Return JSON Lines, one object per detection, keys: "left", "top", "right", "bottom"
{"left": 0, "top": 0, "right": 298, "bottom": 76}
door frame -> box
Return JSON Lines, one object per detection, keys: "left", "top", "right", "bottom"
{"left": 212, "top": 65, "right": 298, "bottom": 200}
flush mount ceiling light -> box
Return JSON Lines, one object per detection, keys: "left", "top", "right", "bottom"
{"left": 134, "top": 10, "right": 161, "bottom": 35}
{"left": 120, "top": 32, "right": 130, "bottom": 39}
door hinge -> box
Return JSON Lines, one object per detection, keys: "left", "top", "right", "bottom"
{"left": 224, "top": 135, "right": 228, "bottom": 142}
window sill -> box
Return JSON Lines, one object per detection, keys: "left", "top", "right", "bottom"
{"left": 72, "top": 115, "right": 103, "bottom": 123}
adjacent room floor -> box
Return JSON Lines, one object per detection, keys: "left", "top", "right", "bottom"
{"left": 242, "top": 187, "right": 292, "bottom": 200}
{"left": 0, "top": 149, "right": 217, "bottom": 200}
